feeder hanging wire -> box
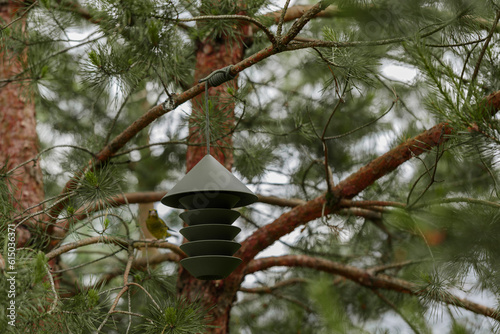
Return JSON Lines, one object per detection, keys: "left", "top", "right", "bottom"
{"left": 198, "top": 65, "right": 236, "bottom": 155}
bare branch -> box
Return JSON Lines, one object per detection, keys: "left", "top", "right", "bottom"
{"left": 466, "top": 10, "right": 500, "bottom": 102}
{"left": 239, "top": 278, "right": 308, "bottom": 294}
{"left": 45, "top": 236, "right": 184, "bottom": 260}
{"left": 245, "top": 254, "right": 500, "bottom": 321}
{"left": 264, "top": 4, "right": 340, "bottom": 24}
{"left": 281, "top": 1, "right": 331, "bottom": 46}
{"left": 276, "top": 0, "right": 292, "bottom": 37}
{"left": 176, "top": 15, "right": 276, "bottom": 46}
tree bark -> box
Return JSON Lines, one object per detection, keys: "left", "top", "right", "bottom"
{"left": 0, "top": 1, "right": 44, "bottom": 245}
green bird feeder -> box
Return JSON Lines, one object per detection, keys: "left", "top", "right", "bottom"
{"left": 161, "top": 65, "right": 257, "bottom": 280}
{"left": 161, "top": 154, "right": 257, "bottom": 280}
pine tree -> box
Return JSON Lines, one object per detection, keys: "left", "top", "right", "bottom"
{"left": 1, "top": 0, "right": 500, "bottom": 333}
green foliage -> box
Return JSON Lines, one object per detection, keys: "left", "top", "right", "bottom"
{"left": 1, "top": 0, "right": 500, "bottom": 333}
{"left": 75, "top": 164, "right": 122, "bottom": 211}
{"left": 235, "top": 139, "right": 277, "bottom": 181}
{"left": 308, "top": 276, "right": 356, "bottom": 333}
{"left": 138, "top": 297, "right": 209, "bottom": 334}
{"left": 34, "top": 251, "right": 48, "bottom": 283}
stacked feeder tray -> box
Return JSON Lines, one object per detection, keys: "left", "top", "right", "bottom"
{"left": 161, "top": 154, "right": 257, "bottom": 280}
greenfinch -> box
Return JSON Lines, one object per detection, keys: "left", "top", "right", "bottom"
{"left": 146, "top": 209, "right": 173, "bottom": 240}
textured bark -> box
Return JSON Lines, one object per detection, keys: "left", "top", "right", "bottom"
{"left": 0, "top": 1, "right": 44, "bottom": 240}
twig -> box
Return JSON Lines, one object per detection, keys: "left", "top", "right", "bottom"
{"left": 239, "top": 278, "right": 308, "bottom": 294}
{"left": 281, "top": 1, "right": 331, "bottom": 45}
{"left": 97, "top": 246, "right": 135, "bottom": 332}
{"left": 14, "top": 194, "right": 73, "bottom": 229}
{"left": 324, "top": 96, "right": 397, "bottom": 140}
{"left": 6, "top": 145, "right": 96, "bottom": 176}
{"left": 285, "top": 19, "right": 455, "bottom": 51}
{"left": 368, "top": 260, "right": 425, "bottom": 275}
{"left": 407, "top": 142, "right": 446, "bottom": 208}
{"left": 128, "top": 282, "right": 161, "bottom": 309}
{"left": 51, "top": 249, "right": 123, "bottom": 273}
{"left": 276, "top": 0, "right": 292, "bottom": 37}
{"left": 45, "top": 236, "right": 185, "bottom": 260}
{"left": 104, "top": 80, "right": 143, "bottom": 145}
{"left": 126, "top": 289, "right": 132, "bottom": 334}
{"left": 466, "top": 10, "right": 500, "bottom": 102}
{"left": 412, "top": 197, "right": 500, "bottom": 209}
{"left": 425, "top": 36, "right": 488, "bottom": 48}
{"left": 45, "top": 264, "right": 59, "bottom": 314}
{"left": 110, "top": 310, "right": 152, "bottom": 321}
{"left": 0, "top": 1, "right": 38, "bottom": 31}
{"left": 319, "top": 80, "right": 349, "bottom": 192}
{"left": 11, "top": 191, "right": 76, "bottom": 220}
{"left": 372, "top": 289, "right": 421, "bottom": 334}
{"left": 175, "top": 15, "right": 276, "bottom": 46}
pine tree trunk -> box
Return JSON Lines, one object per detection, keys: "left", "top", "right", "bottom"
{"left": 179, "top": 12, "right": 252, "bottom": 333}
{"left": 185, "top": 40, "right": 241, "bottom": 172}
{"left": 0, "top": 0, "right": 44, "bottom": 246}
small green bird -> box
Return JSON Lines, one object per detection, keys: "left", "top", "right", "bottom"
{"left": 146, "top": 209, "right": 173, "bottom": 240}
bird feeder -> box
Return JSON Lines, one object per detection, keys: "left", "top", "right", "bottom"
{"left": 161, "top": 65, "right": 257, "bottom": 280}
{"left": 161, "top": 154, "right": 257, "bottom": 280}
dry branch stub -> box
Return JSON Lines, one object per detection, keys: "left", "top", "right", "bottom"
{"left": 161, "top": 154, "right": 257, "bottom": 280}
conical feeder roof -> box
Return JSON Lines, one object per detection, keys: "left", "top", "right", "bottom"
{"left": 161, "top": 154, "right": 258, "bottom": 209}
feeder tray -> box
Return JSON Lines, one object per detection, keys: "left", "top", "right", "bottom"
{"left": 179, "top": 208, "right": 240, "bottom": 226}
{"left": 180, "top": 255, "right": 242, "bottom": 280}
{"left": 180, "top": 240, "right": 241, "bottom": 257}
{"left": 180, "top": 224, "right": 241, "bottom": 241}
{"left": 178, "top": 192, "right": 239, "bottom": 209}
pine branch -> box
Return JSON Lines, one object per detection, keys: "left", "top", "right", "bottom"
{"left": 88, "top": 252, "right": 181, "bottom": 291}
{"left": 338, "top": 208, "right": 382, "bottom": 221}
{"left": 54, "top": 0, "right": 102, "bottom": 24}
{"left": 97, "top": 246, "right": 135, "bottom": 332}
{"left": 340, "top": 199, "right": 407, "bottom": 209}
{"left": 46, "top": 236, "right": 184, "bottom": 260}
{"left": 371, "top": 289, "right": 422, "bottom": 334}
{"left": 285, "top": 21, "right": 452, "bottom": 51}
{"left": 466, "top": 10, "right": 500, "bottom": 102}
{"left": 264, "top": 4, "right": 500, "bottom": 33}
{"left": 263, "top": 4, "right": 340, "bottom": 24}
{"left": 244, "top": 254, "right": 500, "bottom": 321}
{"left": 412, "top": 197, "right": 500, "bottom": 209}
{"left": 276, "top": 0, "right": 292, "bottom": 38}
{"left": 239, "top": 278, "right": 308, "bottom": 294}
{"left": 256, "top": 195, "right": 306, "bottom": 207}
{"left": 175, "top": 15, "right": 276, "bottom": 46}
{"left": 0, "top": 0, "right": 38, "bottom": 31}
{"left": 280, "top": 1, "right": 331, "bottom": 46}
